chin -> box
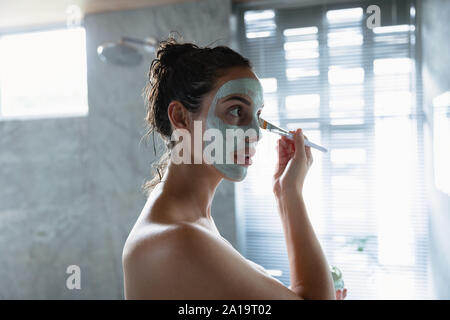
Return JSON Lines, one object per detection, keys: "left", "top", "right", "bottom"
{"left": 223, "top": 174, "right": 246, "bottom": 182}
{"left": 213, "top": 164, "right": 248, "bottom": 182}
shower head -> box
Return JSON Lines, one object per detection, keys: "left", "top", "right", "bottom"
{"left": 97, "top": 42, "right": 142, "bottom": 66}
{"left": 97, "top": 36, "right": 157, "bottom": 67}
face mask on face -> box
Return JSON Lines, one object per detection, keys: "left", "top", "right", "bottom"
{"left": 204, "top": 78, "right": 264, "bottom": 181}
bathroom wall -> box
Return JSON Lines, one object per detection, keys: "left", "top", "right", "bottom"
{"left": 0, "top": 117, "right": 89, "bottom": 299}
{"left": 421, "top": 0, "right": 450, "bottom": 299}
{"left": 0, "top": 0, "right": 235, "bottom": 299}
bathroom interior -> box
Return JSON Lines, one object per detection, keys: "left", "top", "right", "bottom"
{"left": 0, "top": 0, "right": 449, "bottom": 299}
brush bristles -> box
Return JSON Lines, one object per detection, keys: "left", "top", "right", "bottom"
{"left": 259, "top": 118, "right": 268, "bottom": 129}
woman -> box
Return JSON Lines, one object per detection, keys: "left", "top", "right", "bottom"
{"left": 122, "top": 37, "right": 347, "bottom": 300}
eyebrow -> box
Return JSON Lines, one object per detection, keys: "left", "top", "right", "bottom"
{"left": 222, "top": 95, "right": 252, "bottom": 106}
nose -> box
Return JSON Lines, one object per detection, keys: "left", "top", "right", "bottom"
{"left": 243, "top": 116, "right": 263, "bottom": 144}
{"left": 245, "top": 129, "right": 262, "bottom": 144}
{"left": 255, "top": 120, "right": 263, "bottom": 142}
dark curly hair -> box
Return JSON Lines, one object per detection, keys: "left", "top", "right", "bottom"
{"left": 142, "top": 35, "right": 252, "bottom": 195}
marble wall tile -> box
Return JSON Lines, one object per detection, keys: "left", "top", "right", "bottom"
{"left": 0, "top": 157, "right": 88, "bottom": 211}
{"left": 0, "top": 194, "right": 118, "bottom": 299}
{"left": 0, "top": 117, "right": 87, "bottom": 164}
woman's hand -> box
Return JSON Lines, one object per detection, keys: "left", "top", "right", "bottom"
{"left": 273, "top": 128, "right": 313, "bottom": 196}
{"left": 336, "top": 288, "right": 348, "bottom": 300}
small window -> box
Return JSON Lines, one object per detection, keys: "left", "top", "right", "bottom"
{"left": 326, "top": 7, "right": 363, "bottom": 23}
{"left": 244, "top": 10, "right": 276, "bottom": 39}
{"left": 0, "top": 27, "right": 88, "bottom": 119}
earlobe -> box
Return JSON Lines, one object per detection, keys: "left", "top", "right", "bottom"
{"left": 167, "top": 101, "right": 190, "bottom": 130}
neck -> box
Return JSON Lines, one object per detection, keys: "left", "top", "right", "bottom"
{"left": 160, "top": 161, "right": 223, "bottom": 221}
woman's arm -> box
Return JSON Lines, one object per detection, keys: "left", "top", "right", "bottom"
{"left": 273, "top": 128, "right": 335, "bottom": 300}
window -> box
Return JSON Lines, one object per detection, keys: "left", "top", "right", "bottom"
{"left": 432, "top": 91, "right": 450, "bottom": 195}
{"left": 235, "top": 0, "right": 430, "bottom": 299}
{"left": 0, "top": 27, "right": 88, "bottom": 119}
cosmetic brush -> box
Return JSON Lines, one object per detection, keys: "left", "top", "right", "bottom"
{"left": 258, "top": 117, "right": 328, "bottom": 153}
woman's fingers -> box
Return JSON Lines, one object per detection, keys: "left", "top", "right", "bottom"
{"left": 336, "top": 288, "right": 348, "bottom": 300}
{"left": 280, "top": 136, "right": 295, "bottom": 156}
{"left": 276, "top": 138, "right": 293, "bottom": 169}
{"left": 278, "top": 138, "right": 291, "bottom": 159}
{"left": 283, "top": 135, "right": 294, "bottom": 154}
{"left": 292, "top": 129, "right": 307, "bottom": 160}
{"left": 288, "top": 129, "right": 310, "bottom": 163}
{"left": 303, "top": 135, "right": 313, "bottom": 165}
{"left": 276, "top": 129, "right": 312, "bottom": 170}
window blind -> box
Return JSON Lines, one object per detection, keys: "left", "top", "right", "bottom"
{"left": 234, "top": 0, "right": 430, "bottom": 299}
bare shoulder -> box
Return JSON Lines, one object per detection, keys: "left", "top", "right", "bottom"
{"left": 123, "top": 220, "right": 302, "bottom": 300}
{"left": 122, "top": 221, "right": 222, "bottom": 298}
{"left": 123, "top": 221, "right": 206, "bottom": 270}
{"left": 122, "top": 195, "right": 201, "bottom": 268}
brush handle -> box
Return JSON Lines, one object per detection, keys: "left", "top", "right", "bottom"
{"left": 275, "top": 130, "right": 328, "bottom": 153}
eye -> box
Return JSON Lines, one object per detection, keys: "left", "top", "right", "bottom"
{"left": 229, "top": 106, "right": 242, "bottom": 117}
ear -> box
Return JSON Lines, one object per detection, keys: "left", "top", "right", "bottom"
{"left": 167, "top": 101, "right": 190, "bottom": 131}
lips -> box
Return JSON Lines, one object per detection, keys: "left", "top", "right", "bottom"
{"left": 233, "top": 147, "right": 256, "bottom": 166}
{"left": 234, "top": 154, "right": 252, "bottom": 166}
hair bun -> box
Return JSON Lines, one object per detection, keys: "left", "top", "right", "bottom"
{"left": 157, "top": 38, "right": 199, "bottom": 67}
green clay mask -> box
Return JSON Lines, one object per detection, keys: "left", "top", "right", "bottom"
{"left": 205, "top": 78, "right": 264, "bottom": 181}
